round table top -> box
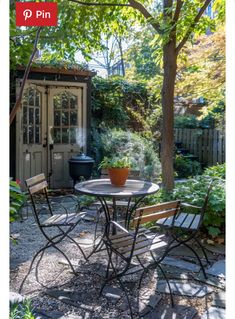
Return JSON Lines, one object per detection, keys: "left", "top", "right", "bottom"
{"left": 75, "top": 179, "right": 159, "bottom": 198}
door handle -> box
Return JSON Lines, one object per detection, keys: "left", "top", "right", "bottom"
{"left": 43, "top": 137, "right": 47, "bottom": 148}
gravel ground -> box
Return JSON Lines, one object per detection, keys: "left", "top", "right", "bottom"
{"left": 10, "top": 208, "right": 224, "bottom": 319}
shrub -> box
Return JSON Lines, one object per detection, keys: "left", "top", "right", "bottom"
{"left": 174, "top": 155, "right": 202, "bottom": 178}
{"left": 10, "top": 180, "right": 26, "bottom": 223}
{"left": 174, "top": 114, "right": 216, "bottom": 129}
{"left": 93, "top": 129, "right": 161, "bottom": 182}
{"left": 144, "top": 163, "right": 225, "bottom": 238}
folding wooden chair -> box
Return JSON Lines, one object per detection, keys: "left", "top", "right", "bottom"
{"left": 100, "top": 200, "right": 181, "bottom": 318}
{"left": 155, "top": 180, "right": 214, "bottom": 278}
{"left": 19, "top": 173, "right": 88, "bottom": 293}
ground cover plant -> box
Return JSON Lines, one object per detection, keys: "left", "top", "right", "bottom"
{"left": 10, "top": 180, "right": 26, "bottom": 223}
{"left": 10, "top": 299, "right": 35, "bottom": 319}
{"left": 144, "top": 163, "right": 225, "bottom": 238}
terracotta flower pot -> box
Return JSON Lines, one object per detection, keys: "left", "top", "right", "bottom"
{"left": 108, "top": 168, "right": 129, "bottom": 186}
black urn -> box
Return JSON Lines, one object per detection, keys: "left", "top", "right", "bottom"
{"left": 68, "top": 153, "right": 94, "bottom": 185}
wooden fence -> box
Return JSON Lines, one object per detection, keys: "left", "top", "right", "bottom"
{"left": 174, "top": 128, "right": 225, "bottom": 166}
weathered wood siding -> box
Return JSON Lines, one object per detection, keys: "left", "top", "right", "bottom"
{"left": 174, "top": 129, "right": 225, "bottom": 166}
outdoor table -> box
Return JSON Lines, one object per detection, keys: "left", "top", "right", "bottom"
{"left": 75, "top": 178, "right": 159, "bottom": 228}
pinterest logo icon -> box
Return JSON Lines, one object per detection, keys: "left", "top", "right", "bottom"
{"left": 23, "top": 9, "right": 33, "bottom": 21}
{"left": 16, "top": 2, "right": 58, "bottom": 26}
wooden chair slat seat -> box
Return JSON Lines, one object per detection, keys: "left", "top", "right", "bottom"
{"left": 156, "top": 212, "right": 201, "bottom": 230}
{"left": 94, "top": 200, "right": 136, "bottom": 207}
{"left": 41, "top": 212, "right": 86, "bottom": 227}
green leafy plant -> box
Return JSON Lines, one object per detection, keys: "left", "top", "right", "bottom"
{"left": 10, "top": 299, "right": 35, "bottom": 319}
{"left": 99, "top": 156, "right": 131, "bottom": 169}
{"left": 10, "top": 180, "right": 26, "bottom": 223}
{"left": 144, "top": 163, "right": 225, "bottom": 238}
{"left": 174, "top": 155, "right": 202, "bottom": 178}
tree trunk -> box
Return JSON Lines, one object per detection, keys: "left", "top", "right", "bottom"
{"left": 161, "top": 40, "right": 177, "bottom": 191}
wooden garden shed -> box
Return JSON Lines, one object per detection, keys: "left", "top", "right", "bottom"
{"left": 10, "top": 65, "right": 95, "bottom": 189}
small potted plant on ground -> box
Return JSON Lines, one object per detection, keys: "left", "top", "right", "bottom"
{"left": 99, "top": 156, "right": 131, "bottom": 186}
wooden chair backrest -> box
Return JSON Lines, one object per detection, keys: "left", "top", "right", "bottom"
{"left": 25, "top": 173, "right": 48, "bottom": 195}
{"left": 132, "top": 200, "right": 181, "bottom": 227}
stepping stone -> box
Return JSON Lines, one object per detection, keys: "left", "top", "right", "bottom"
{"left": 34, "top": 309, "right": 65, "bottom": 319}
{"left": 102, "top": 286, "right": 123, "bottom": 302}
{"left": 157, "top": 280, "right": 213, "bottom": 297}
{"left": 162, "top": 257, "right": 201, "bottom": 272}
{"left": 201, "top": 306, "right": 226, "bottom": 319}
{"left": 168, "top": 245, "right": 215, "bottom": 261}
{"left": 193, "top": 271, "right": 225, "bottom": 289}
{"left": 206, "top": 260, "right": 225, "bottom": 278}
{"left": 160, "top": 264, "right": 191, "bottom": 280}
{"left": 212, "top": 291, "right": 226, "bottom": 308}
{"left": 139, "top": 294, "right": 162, "bottom": 315}
{"left": 143, "top": 305, "right": 197, "bottom": 319}
{"left": 45, "top": 289, "right": 94, "bottom": 311}
{"left": 204, "top": 243, "right": 225, "bottom": 255}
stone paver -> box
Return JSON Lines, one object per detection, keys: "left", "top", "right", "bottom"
{"left": 205, "top": 260, "right": 225, "bottom": 278}
{"left": 139, "top": 294, "right": 162, "bottom": 316}
{"left": 168, "top": 245, "right": 215, "bottom": 262}
{"left": 162, "top": 256, "right": 201, "bottom": 272}
{"left": 142, "top": 305, "right": 197, "bottom": 319}
{"left": 193, "top": 272, "right": 226, "bottom": 289}
{"left": 201, "top": 306, "right": 226, "bottom": 319}
{"left": 45, "top": 289, "right": 94, "bottom": 311}
{"left": 211, "top": 291, "right": 226, "bottom": 308}
{"left": 102, "top": 286, "right": 123, "bottom": 302}
{"left": 204, "top": 243, "right": 225, "bottom": 255}
{"left": 157, "top": 280, "right": 213, "bottom": 297}
{"left": 34, "top": 309, "right": 65, "bottom": 319}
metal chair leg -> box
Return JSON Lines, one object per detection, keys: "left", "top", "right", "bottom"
{"left": 19, "top": 245, "right": 49, "bottom": 293}
{"left": 194, "top": 237, "right": 210, "bottom": 265}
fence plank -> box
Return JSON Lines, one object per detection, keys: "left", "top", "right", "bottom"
{"left": 174, "top": 128, "right": 225, "bottom": 166}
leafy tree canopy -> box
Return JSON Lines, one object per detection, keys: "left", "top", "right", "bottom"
{"left": 10, "top": 0, "right": 224, "bottom": 68}
{"left": 176, "top": 27, "right": 225, "bottom": 103}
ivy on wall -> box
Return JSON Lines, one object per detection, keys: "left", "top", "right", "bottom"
{"left": 91, "top": 76, "right": 161, "bottom": 138}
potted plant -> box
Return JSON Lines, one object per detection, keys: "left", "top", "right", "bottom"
{"left": 99, "top": 156, "right": 131, "bottom": 186}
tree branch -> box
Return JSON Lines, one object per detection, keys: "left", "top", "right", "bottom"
{"left": 128, "top": 0, "right": 161, "bottom": 32}
{"left": 173, "top": 0, "right": 183, "bottom": 23}
{"left": 10, "top": 27, "right": 42, "bottom": 126}
{"left": 69, "top": 0, "right": 130, "bottom": 6}
{"left": 69, "top": 0, "right": 162, "bottom": 33}
{"left": 175, "top": 0, "right": 212, "bottom": 55}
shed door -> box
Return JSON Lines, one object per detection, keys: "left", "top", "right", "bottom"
{"left": 48, "top": 87, "right": 84, "bottom": 188}
{"left": 17, "top": 83, "right": 86, "bottom": 189}
{"left": 18, "top": 84, "right": 47, "bottom": 183}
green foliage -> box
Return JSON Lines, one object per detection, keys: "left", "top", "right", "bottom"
{"left": 174, "top": 115, "right": 199, "bottom": 129}
{"left": 203, "top": 163, "right": 225, "bottom": 179}
{"left": 174, "top": 114, "right": 215, "bottom": 129}
{"left": 174, "top": 155, "right": 202, "bottom": 178}
{"left": 125, "top": 27, "right": 161, "bottom": 81}
{"left": 144, "top": 163, "right": 225, "bottom": 237}
{"left": 10, "top": 180, "right": 26, "bottom": 223}
{"left": 176, "top": 28, "right": 225, "bottom": 128}
{"left": 91, "top": 77, "right": 161, "bottom": 137}
{"left": 10, "top": 299, "right": 35, "bottom": 319}
{"left": 99, "top": 156, "right": 131, "bottom": 169}
{"left": 93, "top": 129, "right": 161, "bottom": 182}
